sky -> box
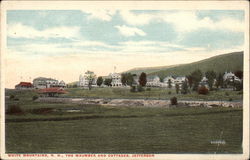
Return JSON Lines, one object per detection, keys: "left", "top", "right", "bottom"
{"left": 5, "top": 10, "right": 245, "bottom": 88}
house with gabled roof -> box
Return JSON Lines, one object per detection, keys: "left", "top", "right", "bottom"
{"left": 146, "top": 75, "right": 161, "bottom": 87}
{"left": 15, "top": 82, "right": 33, "bottom": 90}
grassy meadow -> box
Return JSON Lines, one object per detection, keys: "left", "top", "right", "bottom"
{"left": 64, "top": 87, "right": 242, "bottom": 101}
{"left": 5, "top": 88, "right": 243, "bottom": 153}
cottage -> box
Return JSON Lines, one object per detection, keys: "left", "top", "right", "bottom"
{"left": 59, "top": 80, "right": 66, "bottom": 88}
{"left": 78, "top": 74, "right": 89, "bottom": 87}
{"left": 174, "top": 76, "right": 187, "bottom": 86}
{"left": 146, "top": 76, "right": 161, "bottom": 87}
{"left": 223, "top": 71, "right": 241, "bottom": 82}
{"left": 78, "top": 71, "right": 97, "bottom": 88}
{"left": 33, "top": 77, "right": 60, "bottom": 89}
{"left": 108, "top": 72, "right": 123, "bottom": 87}
{"left": 15, "top": 82, "right": 33, "bottom": 90}
{"left": 163, "top": 76, "right": 175, "bottom": 87}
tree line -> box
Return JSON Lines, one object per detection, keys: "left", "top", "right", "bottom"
{"left": 89, "top": 69, "right": 243, "bottom": 93}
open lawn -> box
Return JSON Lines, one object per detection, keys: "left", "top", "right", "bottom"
{"left": 5, "top": 87, "right": 243, "bottom": 102}
{"left": 5, "top": 89, "right": 243, "bottom": 153}
{"left": 6, "top": 106, "right": 242, "bottom": 153}
{"left": 64, "top": 87, "right": 242, "bottom": 101}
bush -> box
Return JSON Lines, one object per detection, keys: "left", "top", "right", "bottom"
{"left": 130, "top": 86, "right": 136, "bottom": 92}
{"left": 6, "top": 105, "right": 24, "bottom": 115}
{"left": 170, "top": 97, "right": 178, "bottom": 105}
{"left": 229, "top": 98, "right": 233, "bottom": 101}
{"left": 235, "top": 81, "right": 243, "bottom": 91}
{"left": 198, "top": 86, "right": 209, "bottom": 95}
{"left": 14, "top": 97, "right": 19, "bottom": 101}
{"left": 146, "top": 88, "right": 151, "bottom": 91}
{"left": 137, "top": 85, "right": 144, "bottom": 92}
{"left": 9, "top": 95, "right": 15, "bottom": 100}
{"left": 225, "top": 92, "right": 229, "bottom": 96}
{"left": 168, "top": 91, "right": 171, "bottom": 95}
{"left": 32, "top": 95, "right": 39, "bottom": 101}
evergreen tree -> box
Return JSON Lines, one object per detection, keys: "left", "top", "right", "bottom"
{"left": 186, "top": 75, "right": 193, "bottom": 89}
{"left": 168, "top": 79, "right": 172, "bottom": 88}
{"left": 205, "top": 70, "right": 216, "bottom": 90}
{"left": 175, "top": 84, "right": 180, "bottom": 94}
{"left": 139, "top": 72, "right": 147, "bottom": 87}
{"left": 104, "top": 78, "right": 112, "bottom": 86}
{"left": 181, "top": 80, "right": 188, "bottom": 94}
{"left": 96, "top": 77, "right": 103, "bottom": 87}
{"left": 215, "top": 73, "right": 224, "bottom": 88}
{"left": 190, "top": 69, "right": 203, "bottom": 91}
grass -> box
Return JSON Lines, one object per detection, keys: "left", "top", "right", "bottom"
{"left": 4, "top": 88, "right": 243, "bottom": 153}
{"left": 62, "top": 87, "right": 243, "bottom": 101}
{"left": 6, "top": 106, "right": 242, "bottom": 153}
{"left": 5, "top": 87, "right": 243, "bottom": 102}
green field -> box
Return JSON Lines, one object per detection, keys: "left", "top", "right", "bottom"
{"left": 5, "top": 87, "right": 243, "bottom": 102}
{"left": 6, "top": 106, "right": 242, "bottom": 153}
{"left": 5, "top": 89, "right": 243, "bottom": 153}
{"left": 65, "top": 87, "right": 243, "bottom": 101}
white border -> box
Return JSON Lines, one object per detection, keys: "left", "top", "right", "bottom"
{"left": 0, "top": 1, "right": 249, "bottom": 160}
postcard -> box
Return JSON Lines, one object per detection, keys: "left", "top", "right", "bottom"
{"left": 0, "top": 1, "right": 249, "bottom": 160}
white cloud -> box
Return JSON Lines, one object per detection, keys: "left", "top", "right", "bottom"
{"left": 83, "top": 9, "right": 116, "bottom": 21}
{"left": 115, "top": 25, "right": 146, "bottom": 37}
{"left": 7, "top": 23, "right": 80, "bottom": 39}
{"left": 119, "top": 10, "right": 154, "bottom": 26}
{"left": 119, "top": 10, "right": 245, "bottom": 32}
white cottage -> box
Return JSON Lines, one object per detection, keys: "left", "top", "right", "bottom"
{"left": 223, "top": 71, "right": 241, "bottom": 82}
{"left": 174, "top": 76, "right": 187, "bottom": 85}
{"left": 33, "top": 77, "right": 59, "bottom": 89}
{"left": 163, "top": 76, "right": 175, "bottom": 87}
{"left": 146, "top": 76, "right": 161, "bottom": 87}
{"left": 108, "top": 72, "right": 123, "bottom": 87}
{"left": 78, "top": 71, "right": 97, "bottom": 87}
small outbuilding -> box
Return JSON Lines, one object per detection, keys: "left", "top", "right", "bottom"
{"left": 37, "top": 87, "right": 67, "bottom": 97}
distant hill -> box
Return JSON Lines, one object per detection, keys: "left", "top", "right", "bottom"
{"left": 123, "top": 51, "right": 243, "bottom": 78}
{"left": 149, "top": 51, "right": 243, "bottom": 79}
{"left": 123, "top": 64, "right": 181, "bottom": 75}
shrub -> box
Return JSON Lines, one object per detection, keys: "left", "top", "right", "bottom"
{"left": 6, "top": 105, "right": 24, "bottom": 115}
{"left": 137, "top": 85, "right": 144, "bottom": 92}
{"left": 32, "top": 95, "right": 39, "bottom": 101}
{"left": 146, "top": 88, "right": 151, "bottom": 91}
{"left": 229, "top": 98, "right": 233, "bottom": 101}
{"left": 198, "top": 86, "right": 209, "bottom": 95}
{"left": 235, "top": 81, "right": 243, "bottom": 91}
{"left": 170, "top": 97, "right": 178, "bottom": 105}
{"left": 14, "top": 97, "right": 19, "bottom": 101}
{"left": 225, "top": 92, "right": 229, "bottom": 96}
{"left": 168, "top": 91, "right": 171, "bottom": 95}
{"left": 130, "top": 86, "right": 136, "bottom": 92}
{"left": 9, "top": 95, "right": 15, "bottom": 100}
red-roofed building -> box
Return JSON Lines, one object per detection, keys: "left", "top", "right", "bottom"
{"left": 37, "top": 87, "right": 67, "bottom": 97}
{"left": 15, "top": 82, "right": 33, "bottom": 90}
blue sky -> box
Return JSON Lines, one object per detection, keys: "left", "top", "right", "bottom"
{"left": 6, "top": 10, "right": 245, "bottom": 87}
